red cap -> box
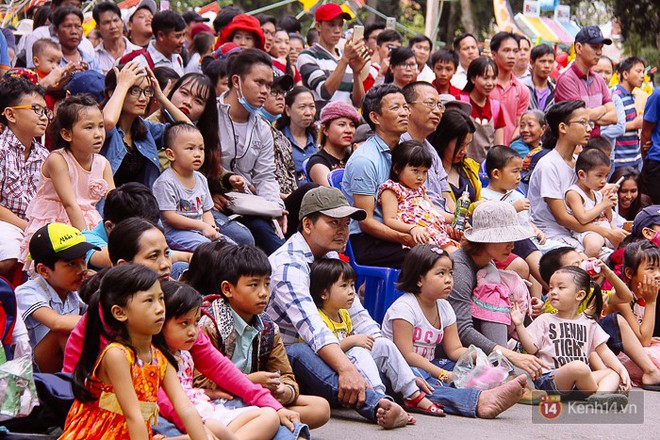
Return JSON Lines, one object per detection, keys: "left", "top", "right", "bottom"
{"left": 315, "top": 3, "right": 351, "bottom": 22}
{"left": 217, "top": 14, "right": 265, "bottom": 50}
{"left": 190, "top": 23, "right": 214, "bottom": 39}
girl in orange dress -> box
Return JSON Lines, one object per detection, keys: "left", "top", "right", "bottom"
{"left": 60, "top": 264, "right": 211, "bottom": 440}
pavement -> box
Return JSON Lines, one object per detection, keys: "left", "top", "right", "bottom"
{"left": 312, "top": 389, "right": 660, "bottom": 440}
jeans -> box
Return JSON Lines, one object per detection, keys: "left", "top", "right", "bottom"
{"left": 222, "top": 398, "right": 310, "bottom": 440}
{"left": 285, "top": 343, "right": 385, "bottom": 422}
{"left": 171, "top": 261, "right": 188, "bottom": 280}
{"left": 237, "top": 216, "right": 285, "bottom": 255}
{"left": 410, "top": 359, "right": 481, "bottom": 417}
{"left": 165, "top": 228, "right": 211, "bottom": 252}
{"left": 212, "top": 210, "right": 255, "bottom": 245}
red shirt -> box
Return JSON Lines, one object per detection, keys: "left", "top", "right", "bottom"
{"left": 469, "top": 96, "right": 506, "bottom": 129}
{"left": 432, "top": 79, "right": 462, "bottom": 98}
{"left": 491, "top": 73, "right": 530, "bottom": 145}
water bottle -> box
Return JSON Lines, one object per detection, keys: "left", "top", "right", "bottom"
{"left": 451, "top": 186, "right": 470, "bottom": 232}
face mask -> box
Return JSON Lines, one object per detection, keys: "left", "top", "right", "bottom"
{"left": 236, "top": 78, "right": 261, "bottom": 114}
{"left": 651, "top": 231, "right": 660, "bottom": 248}
{"left": 258, "top": 108, "right": 281, "bottom": 123}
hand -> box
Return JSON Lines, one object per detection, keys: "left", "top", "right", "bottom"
{"left": 530, "top": 297, "right": 544, "bottom": 317}
{"left": 337, "top": 365, "right": 367, "bottom": 408}
{"left": 638, "top": 273, "right": 660, "bottom": 303}
{"left": 346, "top": 334, "right": 375, "bottom": 350}
{"left": 247, "top": 371, "right": 281, "bottom": 392}
{"left": 201, "top": 223, "right": 221, "bottom": 240}
{"left": 618, "top": 368, "right": 632, "bottom": 391}
{"left": 594, "top": 259, "right": 613, "bottom": 277}
{"left": 277, "top": 408, "right": 300, "bottom": 431}
{"left": 512, "top": 198, "right": 531, "bottom": 212}
{"left": 162, "top": 78, "right": 175, "bottom": 98}
{"left": 46, "top": 62, "right": 83, "bottom": 89}
{"left": 415, "top": 376, "right": 434, "bottom": 394}
{"left": 409, "top": 225, "right": 431, "bottom": 245}
{"left": 113, "top": 61, "right": 146, "bottom": 90}
{"left": 510, "top": 303, "right": 525, "bottom": 326}
{"left": 605, "top": 228, "right": 628, "bottom": 248}
{"left": 378, "top": 56, "right": 390, "bottom": 77}
{"left": 446, "top": 225, "right": 464, "bottom": 241}
{"left": 144, "top": 65, "right": 165, "bottom": 101}
{"left": 213, "top": 193, "right": 231, "bottom": 212}
{"left": 508, "top": 351, "right": 544, "bottom": 380}
{"left": 229, "top": 175, "right": 247, "bottom": 192}
{"left": 272, "top": 383, "right": 294, "bottom": 404}
{"left": 535, "top": 228, "right": 546, "bottom": 245}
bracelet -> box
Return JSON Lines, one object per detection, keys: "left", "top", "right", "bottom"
{"left": 408, "top": 225, "right": 418, "bottom": 234}
{"left": 437, "top": 369, "right": 451, "bottom": 383}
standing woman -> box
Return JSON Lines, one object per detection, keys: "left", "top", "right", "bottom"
{"left": 409, "top": 34, "right": 434, "bottom": 83}
{"left": 269, "top": 29, "right": 302, "bottom": 85}
{"left": 277, "top": 86, "right": 317, "bottom": 184}
{"left": 306, "top": 101, "right": 360, "bottom": 186}
{"left": 101, "top": 61, "right": 190, "bottom": 189}
{"left": 385, "top": 47, "right": 418, "bottom": 89}
{"left": 428, "top": 108, "right": 479, "bottom": 213}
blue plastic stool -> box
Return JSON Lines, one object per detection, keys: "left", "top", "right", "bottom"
{"left": 327, "top": 168, "right": 344, "bottom": 188}
{"left": 302, "top": 157, "right": 310, "bottom": 182}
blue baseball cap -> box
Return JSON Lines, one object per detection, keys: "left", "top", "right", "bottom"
{"left": 66, "top": 70, "right": 106, "bottom": 103}
{"left": 575, "top": 26, "right": 612, "bottom": 45}
{"left": 632, "top": 205, "right": 660, "bottom": 237}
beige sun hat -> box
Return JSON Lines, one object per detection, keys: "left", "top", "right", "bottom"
{"left": 463, "top": 200, "right": 534, "bottom": 243}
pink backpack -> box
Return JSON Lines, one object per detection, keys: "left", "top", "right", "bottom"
{"left": 471, "top": 265, "right": 531, "bottom": 330}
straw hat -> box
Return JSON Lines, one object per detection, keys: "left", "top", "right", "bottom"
{"left": 463, "top": 201, "right": 534, "bottom": 243}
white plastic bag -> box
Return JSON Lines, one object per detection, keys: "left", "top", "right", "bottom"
{"left": 453, "top": 345, "right": 514, "bottom": 390}
{"left": 0, "top": 355, "right": 39, "bottom": 421}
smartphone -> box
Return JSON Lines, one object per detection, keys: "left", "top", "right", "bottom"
{"left": 385, "top": 17, "right": 396, "bottom": 30}
{"left": 484, "top": 38, "right": 491, "bottom": 53}
{"left": 352, "top": 25, "right": 364, "bottom": 43}
{"left": 615, "top": 176, "right": 625, "bottom": 186}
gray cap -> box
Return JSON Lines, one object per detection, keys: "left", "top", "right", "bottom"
{"left": 439, "top": 94, "right": 471, "bottom": 115}
{"left": 463, "top": 201, "right": 534, "bottom": 243}
{"left": 299, "top": 187, "right": 366, "bottom": 221}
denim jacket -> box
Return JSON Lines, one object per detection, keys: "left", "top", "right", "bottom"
{"left": 101, "top": 118, "right": 167, "bottom": 189}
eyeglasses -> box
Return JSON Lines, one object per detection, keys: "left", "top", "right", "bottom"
{"left": 3, "top": 104, "right": 53, "bottom": 120}
{"left": 412, "top": 101, "right": 445, "bottom": 112}
{"left": 399, "top": 63, "right": 418, "bottom": 70}
{"left": 270, "top": 89, "right": 286, "bottom": 98}
{"left": 568, "top": 119, "right": 595, "bottom": 129}
{"left": 128, "top": 86, "right": 155, "bottom": 98}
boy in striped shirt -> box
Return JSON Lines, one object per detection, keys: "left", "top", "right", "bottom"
{"left": 612, "top": 57, "right": 646, "bottom": 170}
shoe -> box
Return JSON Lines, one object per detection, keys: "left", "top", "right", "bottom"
{"left": 403, "top": 391, "right": 446, "bottom": 417}
{"left": 585, "top": 393, "right": 628, "bottom": 411}
{"left": 641, "top": 383, "right": 660, "bottom": 392}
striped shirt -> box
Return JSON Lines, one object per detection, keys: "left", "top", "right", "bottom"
{"left": 297, "top": 43, "right": 354, "bottom": 110}
{"left": 612, "top": 84, "right": 642, "bottom": 169}
{"left": 266, "top": 232, "right": 381, "bottom": 352}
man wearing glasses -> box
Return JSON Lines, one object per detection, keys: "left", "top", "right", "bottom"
{"left": 555, "top": 26, "right": 618, "bottom": 138}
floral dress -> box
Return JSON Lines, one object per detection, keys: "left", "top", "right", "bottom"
{"left": 378, "top": 179, "right": 456, "bottom": 249}
{"left": 59, "top": 342, "right": 166, "bottom": 439}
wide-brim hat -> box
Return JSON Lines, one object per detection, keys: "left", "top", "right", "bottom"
{"left": 463, "top": 201, "right": 534, "bottom": 243}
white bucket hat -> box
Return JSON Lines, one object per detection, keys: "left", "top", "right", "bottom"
{"left": 463, "top": 201, "right": 534, "bottom": 243}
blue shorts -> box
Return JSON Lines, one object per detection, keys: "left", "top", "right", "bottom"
{"left": 534, "top": 371, "right": 584, "bottom": 400}
{"left": 599, "top": 313, "right": 623, "bottom": 355}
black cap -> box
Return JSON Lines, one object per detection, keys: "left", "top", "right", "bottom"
{"left": 575, "top": 26, "right": 612, "bottom": 45}
{"left": 273, "top": 73, "right": 294, "bottom": 92}
{"left": 182, "top": 10, "right": 209, "bottom": 24}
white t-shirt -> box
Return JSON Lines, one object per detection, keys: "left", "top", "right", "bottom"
{"left": 481, "top": 187, "right": 531, "bottom": 225}
{"left": 525, "top": 313, "right": 609, "bottom": 373}
{"left": 382, "top": 293, "right": 456, "bottom": 361}
{"left": 528, "top": 149, "right": 577, "bottom": 239}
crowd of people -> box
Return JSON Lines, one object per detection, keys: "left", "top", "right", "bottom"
{"left": 1, "top": 0, "right": 660, "bottom": 438}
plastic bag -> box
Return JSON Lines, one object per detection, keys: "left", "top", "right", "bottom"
{"left": 0, "top": 355, "right": 39, "bottom": 421}
{"left": 453, "top": 345, "right": 515, "bottom": 390}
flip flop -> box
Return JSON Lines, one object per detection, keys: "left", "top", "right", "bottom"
{"left": 642, "top": 383, "right": 660, "bottom": 392}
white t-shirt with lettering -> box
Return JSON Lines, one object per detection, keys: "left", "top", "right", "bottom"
{"left": 525, "top": 313, "right": 609, "bottom": 373}
{"left": 382, "top": 293, "right": 456, "bottom": 361}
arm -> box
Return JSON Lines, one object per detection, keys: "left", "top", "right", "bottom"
{"left": 511, "top": 304, "right": 538, "bottom": 355}
{"left": 597, "top": 260, "right": 633, "bottom": 305}
{"left": 441, "top": 323, "right": 468, "bottom": 361}
{"left": 88, "top": 247, "right": 112, "bottom": 268}
{"left": 202, "top": 210, "right": 216, "bottom": 228}
{"left": 146, "top": 67, "right": 192, "bottom": 125}
{"left": 102, "top": 347, "right": 151, "bottom": 439}
{"left": 0, "top": 205, "right": 27, "bottom": 230}
{"left": 391, "top": 319, "right": 448, "bottom": 379}
{"left": 160, "top": 364, "right": 209, "bottom": 440}
{"left": 595, "top": 342, "right": 630, "bottom": 390}
{"left": 546, "top": 198, "right": 627, "bottom": 247}
{"left": 31, "top": 308, "right": 81, "bottom": 334}
{"left": 565, "top": 190, "right": 612, "bottom": 224}
{"left": 103, "top": 62, "right": 146, "bottom": 131}
{"left": 600, "top": 96, "right": 626, "bottom": 140}
{"left": 161, "top": 211, "right": 209, "bottom": 232}
{"left": 251, "top": 132, "right": 284, "bottom": 207}
{"left": 641, "top": 120, "right": 656, "bottom": 158}
{"left": 494, "top": 127, "right": 504, "bottom": 146}
{"left": 43, "top": 154, "right": 86, "bottom": 231}
{"left": 353, "top": 193, "right": 413, "bottom": 246}
{"left": 380, "top": 189, "right": 429, "bottom": 244}
{"left": 589, "top": 102, "right": 617, "bottom": 126}
{"left": 102, "top": 158, "right": 116, "bottom": 193}
{"left": 626, "top": 114, "right": 643, "bottom": 131}
{"left": 316, "top": 343, "right": 367, "bottom": 408}
{"left": 308, "top": 163, "right": 331, "bottom": 187}
{"left": 266, "top": 329, "right": 299, "bottom": 405}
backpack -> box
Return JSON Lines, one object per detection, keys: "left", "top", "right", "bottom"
{"left": 118, "top": 49, "right": 155, "bottom": 70}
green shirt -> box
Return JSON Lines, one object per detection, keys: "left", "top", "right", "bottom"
{"left": 229, "top": 308, "right": 262, "bottom": 374}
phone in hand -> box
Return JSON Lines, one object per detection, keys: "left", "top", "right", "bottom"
{"left": 352, "top": 25, "right": 364, "bottom": 43}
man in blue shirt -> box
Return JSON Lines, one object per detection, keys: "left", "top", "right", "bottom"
{"left": 642, "top": 87, "right": 660, "bottom": 204}
{"left": 341, "top": 84, "right": 413, "bottom": 268}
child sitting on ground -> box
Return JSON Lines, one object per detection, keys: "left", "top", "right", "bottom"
{"left": 379, "top": 140, "right": 458, "bottom": 252}
{"left": 512, "top": 266, "right": 631, "bottom": 405}
{"left": 565, "top": 148, "right": 623, "bottom": 258}
{"left": 152, "top": 123, "right": 222, "bottom": 251}
{"left": 16, "top": 223, "right": 98, "bottom": 373}
{"left": 0, "top": 75, "right": 50, "bottom": 279}
{"left": 310, "top": 257, "right": 445, "bottom": 418}
{"left": 190, "top": 243, "right": 330, "bottom": 437}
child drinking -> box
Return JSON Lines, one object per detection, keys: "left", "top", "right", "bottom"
{"left": 613, "top": 241, "right": 660, "bottom": 386}
{"left": 379, "top": 140, "right": 458, "bottom": 252}
{"left": 565, "top": 148, "right": 623, "bottom": 258}
{"left": 188, "top": 243, "right": 329, "bottom": 435}
{"left": 382, "top": 245, "right": 527, "bottom": 418}
{"left": 19, "top": 95, "right": 115, "bottom": 266}
{"left": 310, "top": 257, "right": 445, "bottom": 418}
{"left": 61, "top": 264, "right": 209, "bottom": 439}
{"left": 511, "top": 266, "right": 631, "bottom": 405}
{"left": 152, "top": 123, "right": 222, "bottom": 251}
{"left": 160, "top": 280, "right": 280, "bottom": 440}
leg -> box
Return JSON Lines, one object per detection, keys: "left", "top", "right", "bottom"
{"left": 287, "top": 395, "right": 331, "bottom": 429}
{"left": 616, "top": 314, "right": 660, "bottom": 385}
{"left": 212, "top": 209, "right": 255, "bottom": 245}
{"left": 582, "top": 233, "right": 605, "bottom": 259}
{"left": 504, "top": 256, "right": 530, "bottom": 280}
{"left": 228, "top": 407, "right": 280, "bottom": 440}
{"left": 34, "top": 331, "right": 68, "bottom": 373}
{"left": 236, "top": 216, "right": 284, "bottom": 255}
{"left": 165, "top": 228, "right": 212, "bottom": 252}
{"left": 553, "top": 360, "right": 598, "bottom": 394}
{"left": 592, "top": 369, "right": 621, "bottom": 393}
{"left": 476, "top": 320, "right": 509, "bottom": 348}
{"left": 344, "top": 346, "right": 386, "bottom": 395}
{"left": 523, "top": 250, "right": 545, "bottom": 294}
{"left": 0, "top": 221, "right": 24, "bottom": 280}
{"left": 369, "top": 338, "right": 418, "bottom": 399}
{"left": 349, "top": 234, "right": 408, "bottom": 269}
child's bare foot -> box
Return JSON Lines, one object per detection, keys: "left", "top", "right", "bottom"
{"left": 642, "top": 370, "right": 660, "bottom": 390}
{"left": 375, "top": 399, "right": 410, "bottom": 429}
{"left": 476, "top": 375, "right": 526, "bottom": 418}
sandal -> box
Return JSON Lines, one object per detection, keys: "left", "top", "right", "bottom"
{"left": 403, "top": 391, "right": 445, "bottom": 417}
